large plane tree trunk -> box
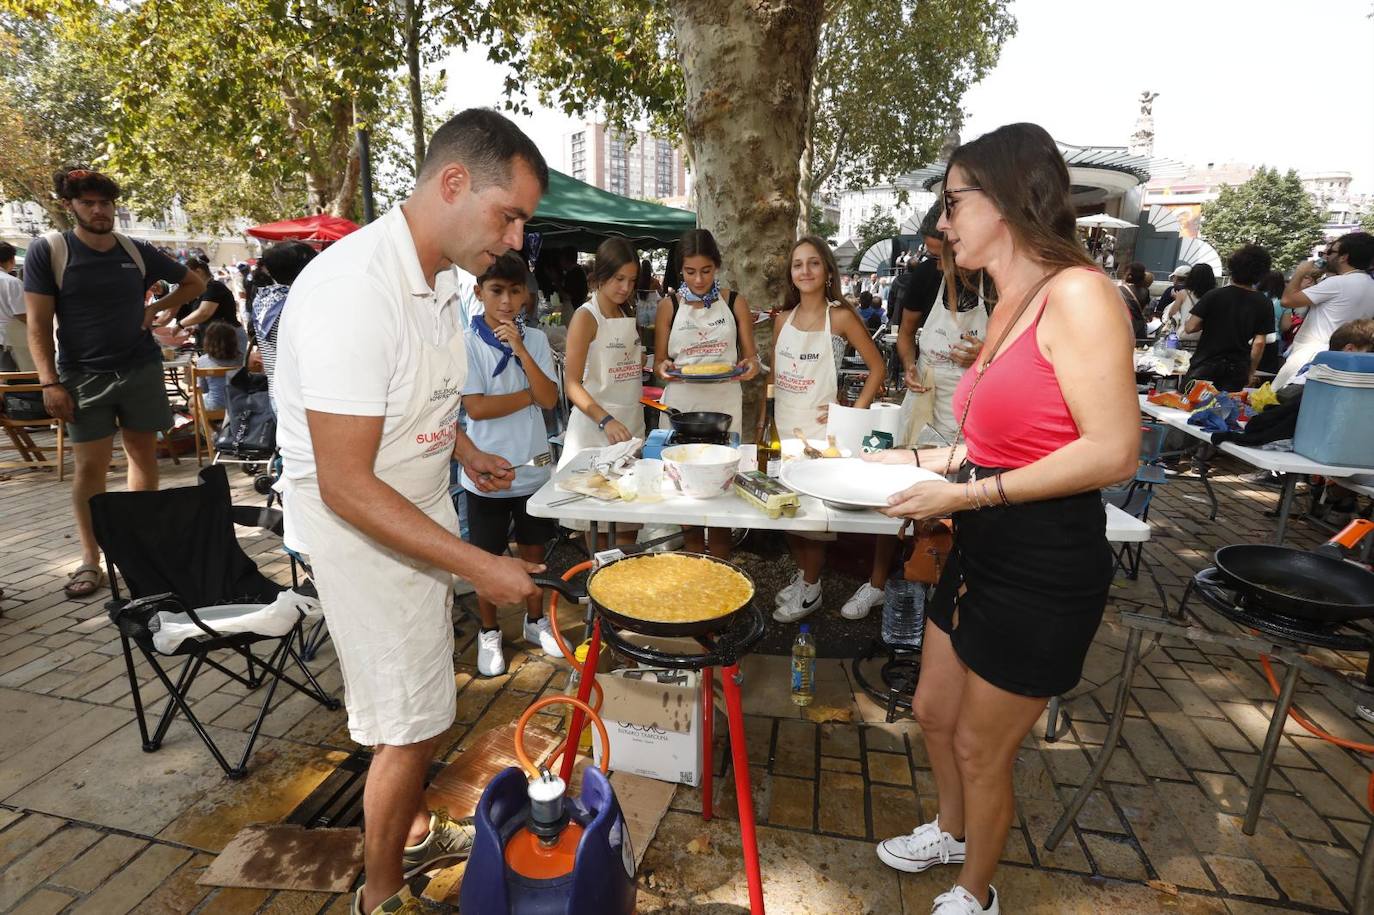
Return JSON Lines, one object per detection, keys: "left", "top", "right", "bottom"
{"left": 667, "top": 0, "right": 824, "bottom": 438}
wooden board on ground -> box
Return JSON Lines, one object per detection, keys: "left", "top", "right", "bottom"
{"left": 198, "top": 824, "right": 362, "bottom": 892}
{"left": 425, "top": 722, "right": 562, "bottom": 820}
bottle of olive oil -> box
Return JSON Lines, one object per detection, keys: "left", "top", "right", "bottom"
{"left": 758, "top": 383, "right": 783, "bottom": 477}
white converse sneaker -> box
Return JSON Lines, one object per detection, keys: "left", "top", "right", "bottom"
{"left": 774, "top": 570, "right": 804, "bottom": 608}
{"left": 523, "top": 615, "right": 564, "bottom": 658}
{"left": 476, "top": 629, "right": 506, "bottom": 677}
{"left": 841, "top": 582, "right": 885, "bottom": 620}
{"left": 931, "top": 884, "right": 997, "bottom": 914}
{"left": 876, "top": 816, "right": 966, "bottom": 873}
{"left": 773, "top": 579, "right": 822, "bottom": 623}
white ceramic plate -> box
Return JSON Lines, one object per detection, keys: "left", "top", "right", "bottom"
{"left": 780, "top": 458, "right": 944, "bottom": 510}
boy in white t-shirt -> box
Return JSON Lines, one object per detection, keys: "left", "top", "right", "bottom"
{"left": 462, "top": 252, "right": 563, "bottom": 676}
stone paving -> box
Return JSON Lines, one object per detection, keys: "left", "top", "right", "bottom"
{"left": 1, "top": 430, "right": 1373, "bottom": 914}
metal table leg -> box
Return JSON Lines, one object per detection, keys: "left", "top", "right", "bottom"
{"left": 1242, "top": 657, "right": 1300, "bottom": 835}
{"left": 1356, "top": 819, "right": 1374, "bottom": 914}
{"left": 1194, "top": 446, "right": 1219, "bottom": 521}
{"left": 1045, "top": 626, "right": 1144, "bottom": 850}
{"left": 1273, "top": 474, "right": 1298, "bottom": 545}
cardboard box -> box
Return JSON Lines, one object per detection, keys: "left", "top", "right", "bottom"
{"left": 592, "top": 668, "right": 703, "bottom": 787}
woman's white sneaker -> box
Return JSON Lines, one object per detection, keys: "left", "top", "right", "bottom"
{"left": 875, "top": 816, "right": 965, "bottom": 873}
{"left": 773, "top": 579, "right": 822, "bottom": 623}
{"left": 931, "top": 885, "right": 997, "bottom": 914}
{"left": 523, "top": 615, "right": 564, "bottom": 658}
{"left": 774, "top": 571, "right": 804, "bottom": 608}
{"left": 476, "top": 629, "right": 506, "bottom": 677}
{"left": 841, "top": 582, "right": 885, "bottom": 620}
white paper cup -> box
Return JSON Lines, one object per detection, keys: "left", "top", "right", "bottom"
{"left": 636, "top": 458, "right": 665, "bottom": 501}
{"left": 737, "top": 444, "right": 758, "bottom": 473}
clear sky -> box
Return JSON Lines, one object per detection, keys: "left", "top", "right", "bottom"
{"left": 959, "top": 0, "right": 1374, "bottom": 191}
{"left": 447, "top": 0, "right": 1374, "bottom": 192}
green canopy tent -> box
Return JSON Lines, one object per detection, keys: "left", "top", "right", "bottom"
{"left": 526, "top": 169, "right": 696, "bottom": 251}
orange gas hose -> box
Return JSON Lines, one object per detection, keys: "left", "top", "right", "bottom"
{"left": 1257, "top": 651, "right": 1374, "bottom": 812}
{"left": 515, "top": 695, "right": 610, "bottom": 778}
{"left": 544, "top": 561, "right": 602, "bottom": 763}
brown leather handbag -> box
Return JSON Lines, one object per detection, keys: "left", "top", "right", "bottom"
{"left": 899, "top": 519, "right": 954, "bottom": 585}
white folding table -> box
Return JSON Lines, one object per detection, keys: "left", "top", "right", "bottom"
{"left": 1138, "top": 395, "right": 1367, "bottom": 543}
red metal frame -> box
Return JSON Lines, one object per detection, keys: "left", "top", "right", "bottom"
{"left": 561, "top": 647, "right": 764, "bottom": 913}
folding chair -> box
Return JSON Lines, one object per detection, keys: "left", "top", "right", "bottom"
{"left": 0, "top": 372, "right": 65, "bottom": 479}
{"left": 189, "top": 361, "right": 234, "bottom": 467}
{"left": 90, "top": 465, "right": 339, "bottom": 778}
{"left": 1101, "top": 422, "right": 1169, "bottom": 579}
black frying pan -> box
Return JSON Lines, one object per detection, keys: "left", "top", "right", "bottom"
{"left": 1211, "top": 520, "right": 1374, "bottom": 623}
{"left": 640, "top": 398, "right": 732, "bottom": 440}
{"left": 533, "top": 552, "right": 756, "bottom": 637}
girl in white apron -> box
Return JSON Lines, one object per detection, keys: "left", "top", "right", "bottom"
{"left": 654, "top": 229, "right": 760, "bottom": 558}
{"left": 559, "top": 237, "right": 645, "bottom": 546}
{"left": 772, "top": 236, "right": 886, "bottom": 623}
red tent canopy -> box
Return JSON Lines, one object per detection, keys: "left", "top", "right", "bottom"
{"left": 246, "top": 214, "right": 360, "bottom": 246}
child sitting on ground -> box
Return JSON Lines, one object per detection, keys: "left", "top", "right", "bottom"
{"left": 461, "top": 252, "right": 563, "bottom": 676}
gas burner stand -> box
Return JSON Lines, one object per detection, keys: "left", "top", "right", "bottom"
{"left": 1044, "top": 568, "right": 1374, "bottom": 912}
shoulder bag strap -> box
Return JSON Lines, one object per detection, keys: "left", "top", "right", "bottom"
{"left": 113, "top": 232, "right": 146, "bottom": 278}
{"left": 42, "top": 231, "right": 67, "bottom": 292}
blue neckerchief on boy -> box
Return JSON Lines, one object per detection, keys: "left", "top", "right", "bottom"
{"left": 470, "top": 314, "right": 524, "bottom": 377}
{"left": 678, "top": 279, "right": 720, "bottom": 308}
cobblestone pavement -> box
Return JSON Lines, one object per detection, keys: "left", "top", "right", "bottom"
{"left": 1, "top": 432, "right": 1371, "bottom": 914}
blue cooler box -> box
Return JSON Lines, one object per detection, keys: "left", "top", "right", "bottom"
{"left": 1293, "top": 351, "right": 1374, "bottom": 468}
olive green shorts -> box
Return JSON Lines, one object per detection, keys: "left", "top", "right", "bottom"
{"left": 59, "top": 359, "right": 174, "bottom": 444}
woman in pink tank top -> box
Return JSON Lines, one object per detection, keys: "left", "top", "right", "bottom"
{"left": 867, "top": 124, "right": 1140, "bottom": 915}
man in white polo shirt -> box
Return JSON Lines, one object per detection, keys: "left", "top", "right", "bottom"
{"left": 1277, "top": 231, "right": 1374, "bottom": 389}
{"left": 274, "top": 109, "right": 547, "bottom": 915}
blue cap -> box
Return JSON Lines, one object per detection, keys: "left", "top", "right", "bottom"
{"left": 799, "top": 624, "right": 811, "bottom": 633}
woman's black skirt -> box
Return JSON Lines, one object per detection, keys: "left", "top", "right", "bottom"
{"left": 926, "top": 464, "right": 1114, "bottom": 698}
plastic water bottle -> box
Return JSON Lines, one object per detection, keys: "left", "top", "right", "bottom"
{"left": 882, "top": 578, "right": 925, "bottom": 649}
{"left": 790, "top": 625, "right": 815, "bottom": 707}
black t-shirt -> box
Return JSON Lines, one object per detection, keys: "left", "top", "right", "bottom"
{"left": 1190, "top": 285, "right": 1275, "bottom": 368}
{"left": 23, "top": 232, "right": 188, "bottom": 373}
{"left": 893, "top": 257, "right": 943, "bottom": 333}
{"left": 178, "top": 279, "right": 239, "bottom": 326}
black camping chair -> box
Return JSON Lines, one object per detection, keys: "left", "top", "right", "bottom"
{"left": 1101, "top": 422, "right": 1169, "bottom": 579}
{"left": 90, "top": 465, "right": 339, "bottom": 778}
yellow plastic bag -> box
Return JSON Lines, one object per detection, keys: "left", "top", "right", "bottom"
{"left": 1249, "top": 382, "right": 1279, "bottom": 412}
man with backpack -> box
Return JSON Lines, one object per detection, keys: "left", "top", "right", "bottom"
{"left": 23, "top": 165, "right": 205, "bottom": 599}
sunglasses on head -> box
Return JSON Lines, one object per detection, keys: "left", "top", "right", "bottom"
{"left": 943, "top": 186, "right": 982, "bottom": 218}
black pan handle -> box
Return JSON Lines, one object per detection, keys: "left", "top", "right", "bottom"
{"left": 1192, "top": 568, "right": 1239, "bottom": 615}
{"left": 532, "top": 574, "right": 588, "bottom": 604}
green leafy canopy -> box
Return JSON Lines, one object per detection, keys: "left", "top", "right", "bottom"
{"left": 1200, "top": 167, "right": 1326, "bottom": 273}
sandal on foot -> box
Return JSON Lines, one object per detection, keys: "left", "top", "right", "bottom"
{"left": 64, "top": 564, "right": 104, "bottom": 599}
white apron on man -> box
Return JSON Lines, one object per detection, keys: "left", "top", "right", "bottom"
{"left": 660, "top": 292, "right": 742, "bottom": 433}
{"left": 283, "top": 258, "right": 467, "bottom": 747}
{"left": 774, "top": 304, "right": 839, "bottom": 441}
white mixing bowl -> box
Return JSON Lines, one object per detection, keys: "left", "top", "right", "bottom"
{"left": 661, "top": 443, "right": 741, "bottom": 498}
